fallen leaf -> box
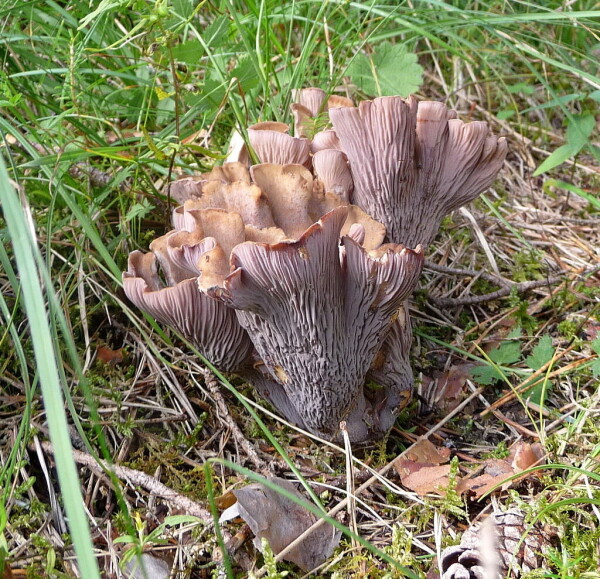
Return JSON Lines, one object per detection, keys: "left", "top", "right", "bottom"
{"left": 511, "top": 441, "right": 545, "bottom": 472}
{"left": 216, "top": 490, "right": 237, "bottom": 511}
{"left": 400, "top": 464, "right": 452, "bottom": 496}
{"left": 458, "top": 442, "right": 546, "bottom": 499}
{"left": 404, "top": 438, "right": 451, "bottom": 465}
{"left": 396, "top": 440, "right": 455, "bottom": 496}
{"left": 424, "top": 364, "right": 474, "bottom": 411}
{"left": 220, "top": 477, "right": 340, "bottom": 572}
{"left": 96, "top": 345, "right": 124, "bottom": 365}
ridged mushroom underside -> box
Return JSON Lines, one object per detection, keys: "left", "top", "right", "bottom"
{"left": 329, "top": 96, "right": 507, "bottom": 248}
{"left": 123, "top": 251, "right": 253, "bottom": 372}
{"left": 211, "top": 207, "right": 423, "bottom": 440}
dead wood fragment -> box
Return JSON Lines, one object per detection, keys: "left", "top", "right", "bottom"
{"left": 426, "top": 261, "right": 600, "bottom": 307}
{"left": 39, "top": 440, "right": 213, "bottom": 522}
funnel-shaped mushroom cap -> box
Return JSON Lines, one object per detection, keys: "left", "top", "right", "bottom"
{"left": 311, "top": 129, "right": 342, "bottom": 154}
{"left": 329, "top": 96, "right": 507, "bottom": 247}
{"left": 168, "top": 162, "right": 251, "bottom": 205}
{"left": 248, "top": 122, "right": 311, "bottom": 166}
{"left": 292, "top": 87, "right": 328, "bottom": 117}
{"left": 313, "top": 149, "right": 353, "bottom": 203}
{"left": 291, "top": 103, "right": 314, "bottom": 138}
{"left": 211, "top": 207, "right": 424, "bottom": 440}
{"left": 123, "top": 250, "right": 253, "bottom": 372}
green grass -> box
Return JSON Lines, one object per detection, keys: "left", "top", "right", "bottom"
{"left": 1, "top": 0, "right": 599, "bottom": 576}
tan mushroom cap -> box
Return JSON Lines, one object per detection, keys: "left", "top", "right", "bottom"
{"left": 183, "top": 180, "right": 276, "bottom": 229}
{"left": 168, "top": 162, "right": 251, "bottom": 205}
{"left": 250, "top": 163, "right": 385, "bottom": 250}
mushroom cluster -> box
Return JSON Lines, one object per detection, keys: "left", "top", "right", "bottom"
{"left": 123, "top": 89, "right": 506, "bottom": 442}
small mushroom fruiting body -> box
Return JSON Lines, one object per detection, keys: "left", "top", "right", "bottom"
{"left": 328, "top": 95, "right": 507, "bottom": 248}
{"left": 123, "top": 249, "right": 254, "bottom": 373}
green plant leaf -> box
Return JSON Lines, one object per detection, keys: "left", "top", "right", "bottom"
{"left": 534, "top": 114, "right": 595, "bottom": 176}
{"left": 533, "top": 143, "right": 580, "bottom": 176}
{"left": 171, "top": 40, "right": 204, "bottom": 65}
{"left": 566, "top": 113, "right": 595, "bottom": 150}
{"left": 470, "top": 365, "right": 505, "bottom": 385}
{"left": 592, "top": 338, "right": 600, "bottom": 378}
{"left": 488, "top": 339, "right": 522, "bottom": 366}
{"left": 347, "top": 42, "right": 423, "bottom": 97}
{"left": 543, "top": 179, "right": 600, "bottom": 210}
{"left": 525, "top": 335, "right": 554, "bottom": 370}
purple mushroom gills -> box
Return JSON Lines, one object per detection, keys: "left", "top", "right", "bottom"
{"left": 288, "top": 89, "right": 507, "bottom": 421}
{"left": 123, "top": 161, "right": 423, "bottom": 441}
{"left": 123, "top": 244, "right": 254, "bottom": 373}
{"left": 124, "top": 90, "right": 506, "bottom": 442}
{"left": 211, "top": 207, "right": 423, "bottom": 440}
{"left": 328, "top": 95, "right": 508, "bottom": 248}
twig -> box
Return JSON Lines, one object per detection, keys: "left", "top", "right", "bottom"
{"left": 424, "top": 260, "right": 512, "bottom": 288}
{"left": 201, "top": 369, "right": 271, "bottom": 475}
{"left": 427, "top": 262, "right": 600, "bottom": 307}
{"left": 39, "top": 440, "right": 213, "bottom": 522}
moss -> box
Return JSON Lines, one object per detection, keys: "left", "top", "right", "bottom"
{"left": 511, "top": 249, "right": 546, "bottom": 283}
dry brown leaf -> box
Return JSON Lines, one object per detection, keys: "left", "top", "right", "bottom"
{"left": 221, "top": 477, "right": 340, "bottom": 571}
{"left": 395, "top": 439, "right": 454, "bottom": 496}
{"left": 424, "top": 364, "right": 474, "bottom": 411}
{"left": 458, "top": 442, "right": 546, "bottom": 499}
{"left": 216, "top": 490, "right": 237, "bottom": 511}
{"left": 404, "top": 438, "right": 451, "bottom": 464}
{"left": 511, "top": 441, "right": 544, "bottom": 472}
{"left": 400, "top": 464, "right": 452, "bottom": 496}
{"left": 96, "top": 345, "right": 124, "bottom": 365}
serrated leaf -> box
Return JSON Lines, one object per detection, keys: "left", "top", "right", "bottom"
{"left": 204, "top": 15, "right": 229, "bottom": 47}
{"left": 525, "top": 335, "right": 554, "bottom": 370}
{"left": 591, "top": 337, "right": 600, "bottom": 355}
{"left": 231, "top": 56, "right": 260, "bottom": 92}
{"left": 347, "top": 42, "right": 423, "bottom": 97}
{"left": 470, "top": 365, "right": 504, "bottom": 385}
{"left": 172, "top": 0, "right": 193, "bottom": 18}
{"left": 488, "top": 340, "right": 522, "bottom": 366}
{"left": 592, "top": 359, "right": 600, "bottom": 378}
{"left": 171, "top": 40, "right": 203, "bottom": 65}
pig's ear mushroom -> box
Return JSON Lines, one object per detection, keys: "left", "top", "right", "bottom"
{"left": 329, "top": 96, "right": 507, "bottom": 248}
{"left": 210, "top": 207, "right": 424, "bottom": 440}
{"left": 312, "top": 149, "right": 353, "bottom": 203}
{"left": 247, "top": 122, "right": 311, "bottom": 166}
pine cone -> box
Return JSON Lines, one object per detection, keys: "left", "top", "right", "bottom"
{"left": 440, "top": 510, "right": 557, "bottom": 578}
